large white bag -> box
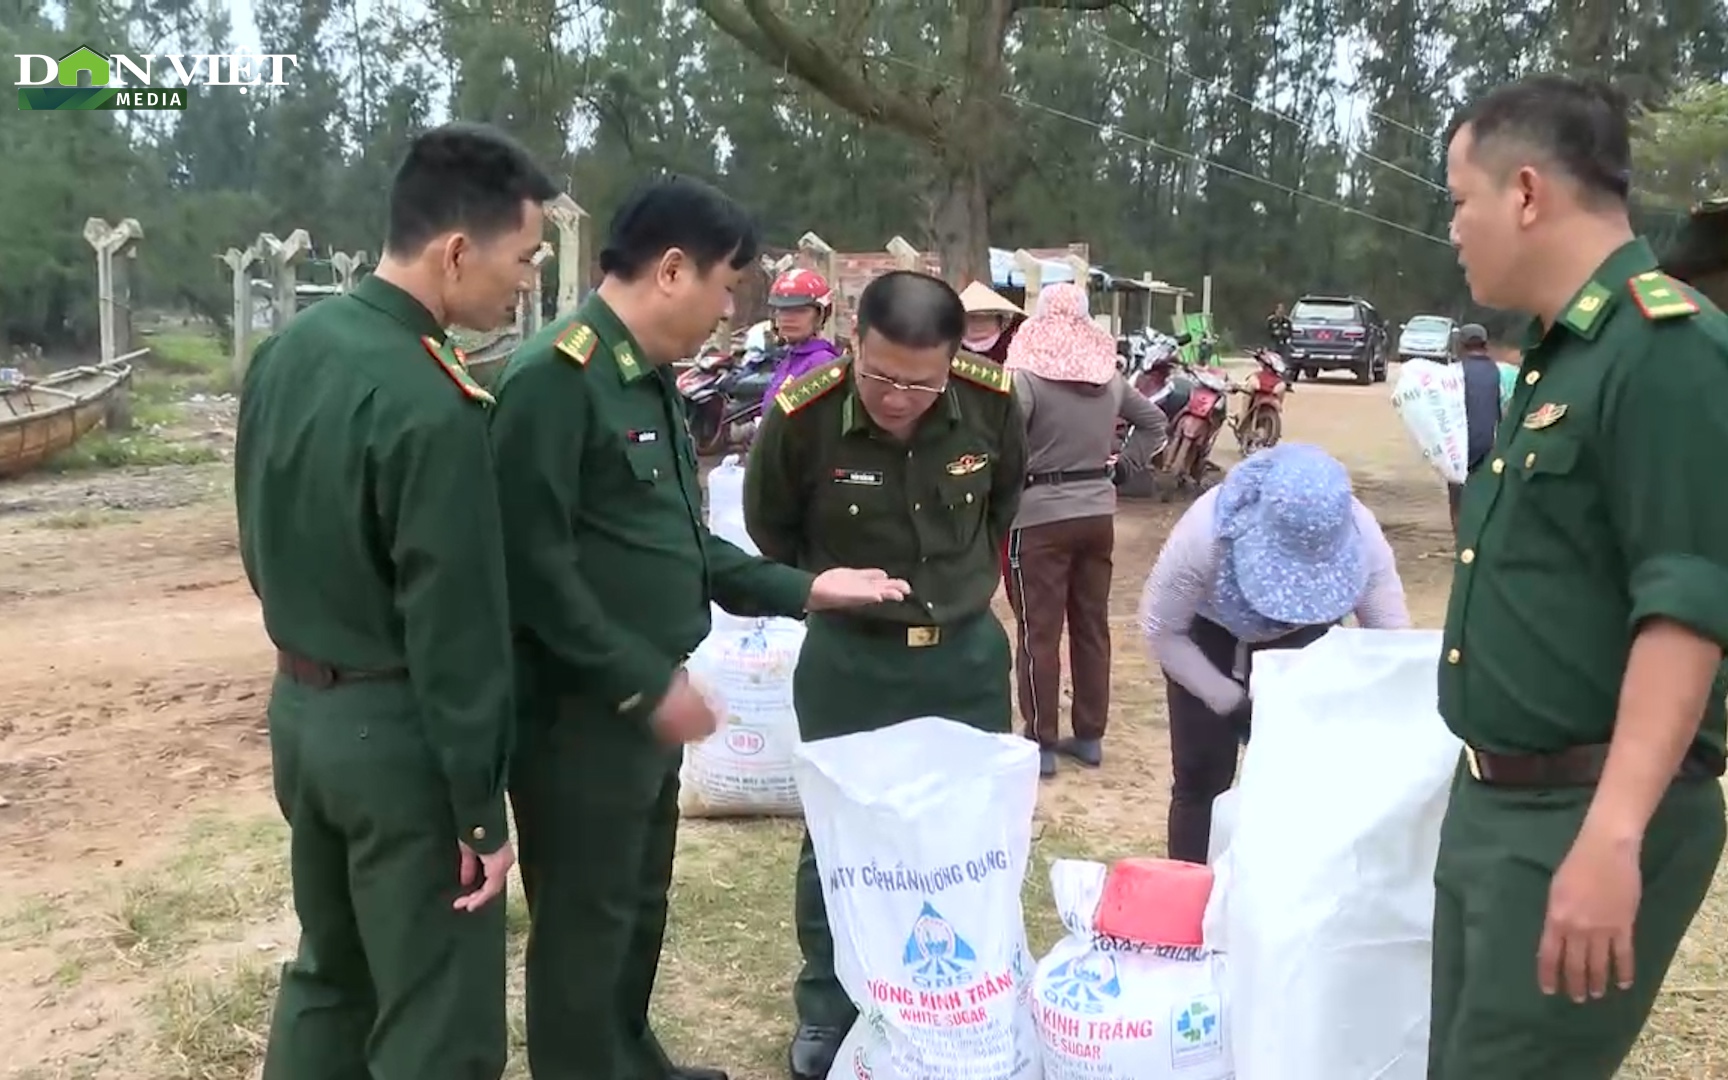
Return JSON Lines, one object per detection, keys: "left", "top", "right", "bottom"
{"left": 680, "top": 610, "right": 806, "bottom": 816}
{"left": 1391, "top": 359, "right": 1469, "bottom": 483}
{"left": 1032, "top": 859, "right": 1232, "bottom": 1080}
{"left": 1218, "top": 628, "right": 1461, "bottom": 1080}
{"left": 793, "top": 717, "right": 1043, "bottom": 1080}
{"left": 679, "top": 455, "right": 806, "bottom": 817}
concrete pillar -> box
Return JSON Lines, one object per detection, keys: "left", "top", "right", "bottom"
{"left": 1013, "top": 249, "right": 1044, "bottom": 311}
{"left": 217, "top": 243, "right": 262, "bottom": 380}
{"left": 544, "top": 194, "right": 588, "bottom": 318}
{"left": 83, "top": 216, "right": 143, "bottom": 364}
{"left": 330, "top": 250, "right": 368, "bottom": 292}
{"left": 256, "top": 229, "right": 313, "bottom": 333}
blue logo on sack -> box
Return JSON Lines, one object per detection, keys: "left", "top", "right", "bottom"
{"left": 901, "top": 901, "right": 976, "bottom": 989}
{"left": 1171, "top": 993, "right": 1224, "bottom": 1067}
{"left": 1040, "top": 951, "right": 1122, "bottom": 1015}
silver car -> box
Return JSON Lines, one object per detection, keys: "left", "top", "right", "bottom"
{"left": 1396, "top": 315, "right": 1457, "bottom": 362}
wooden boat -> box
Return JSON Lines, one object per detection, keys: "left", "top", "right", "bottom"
{"left": 0, "top": 362, "right": 134, "bottom": 478}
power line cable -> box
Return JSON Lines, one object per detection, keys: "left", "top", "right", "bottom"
{"left": 873, "top": 53, "right": 1453, "bottom": 246}
{"left": 1081, "top": 25, "right": 1449, "bottom": 194}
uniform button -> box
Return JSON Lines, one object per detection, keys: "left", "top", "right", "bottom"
{"left": 471, "top": 826, "right": 487, "bottom": 842}
{"left": 652, "top": 467, "right": 660, "bottom": 480}
{"left": 964, "top": 492, "right": 974, "bottom": 504}
{"left": 1446, "top": 648, "right": 1461, "bottom": 664}
{"left": 1491, "top": 458, "right": 1504, "bottom": 474}
{"left": 1524, "top": 451, "right": 1536, "bottom": 468}
{"left": 1525, "top": 369, "right": 1540, "bottom": 385}
{"left": 1460, "top": 548, "right": 1475, "bottom": 564}
{"left": 913, "top": 502, "right": 921, "bottom": 511}
{"left": 848, "top": 504, "right": 859, "bottom": 515}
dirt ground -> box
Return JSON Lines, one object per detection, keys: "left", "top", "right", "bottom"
{"left": 0, "top": 371, "right": 1723, "bottom": 1079}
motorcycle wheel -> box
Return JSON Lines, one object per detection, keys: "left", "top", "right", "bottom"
{"left": 689, "top": 402, "right": 725, "bottom": 456}
{"left": 1162, "top": 434, "right": 1195, "bottom": 501}
{"left": 1241, "top": 405, "right": 1282, "bottom": 456}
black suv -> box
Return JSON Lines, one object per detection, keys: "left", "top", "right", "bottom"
{"left": 1285, "top": 294, "right": 1389, "bottom": 384}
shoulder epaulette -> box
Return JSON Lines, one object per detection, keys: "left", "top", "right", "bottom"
{"left": 421, "top": 335, "right": 494, "bottom": 405}
{"left": 1628, "top": 271, "right": 1700, "bottom": 320}
{"left": 950, "top": 351, "right": 1012, "bottom": 393}
{"left": 554, "top": 321, "right": 599, "bottom": 365}
{"left": 773, "top": 362, "right": 848, "bottom": 415}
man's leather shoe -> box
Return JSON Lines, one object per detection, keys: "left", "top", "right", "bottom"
{"left": 787, "top": 1024, "right": 845, "bottom": 1080}
{"left": 671, "top": 1068, "right": 729, "bottom": 1080}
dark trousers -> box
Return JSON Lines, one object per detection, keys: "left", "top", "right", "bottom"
{"left": 262, "top": 675, "right": 508, "bottom": 1080}
{"left": 510, "top": 698, "right": 686, "bottom": 1080}
{"left": 790, "top": 612, "right": 1012, "bottom": 1029}
{"left": 1004, "top": 514, "right": 1115, "bottom": 746}
{"left": 1164, "top": 616, "right": 1331, "bottom": 864}
{"left": 1428, "top": 766, "right": 1724, "bottom": 1078}
{"left": 1447, "top": 482, "right": 1463, "bottom": 536}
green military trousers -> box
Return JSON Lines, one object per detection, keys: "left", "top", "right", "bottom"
{"left": 509, "top": 693, "right": 687, "bottom": 1080}
{"left": 262, "top": 674, "right": 507, "bottom": 1080}
{"left": 791, "top": 611, "right": 1014, "bottom": 1029}
{"left": 1427, "top": 761, "right": 1726, "bottom": 1079}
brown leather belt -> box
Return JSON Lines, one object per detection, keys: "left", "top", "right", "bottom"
{"left": 277, "top": 649, "right": 409, "bottom": 690}
{"left": 1464, "top": 742, "right": 1727, "bottom": 787}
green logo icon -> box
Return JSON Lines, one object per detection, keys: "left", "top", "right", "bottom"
{"left": 15, "top": 45, "right": 188, "bottom": 111}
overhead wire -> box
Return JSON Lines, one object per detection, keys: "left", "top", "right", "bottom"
{"left": 871, "top": 53, "right": 1454, "bottom": 247}
{"left": 1081, "top": 25, "right": 1450, "bottom": 195}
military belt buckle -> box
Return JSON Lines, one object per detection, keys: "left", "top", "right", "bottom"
{"left": 907, "top": 626, "right": 941, "bottom": 648}
{"left": 1464, "top": 744, "right": 1483, "bottom": 781}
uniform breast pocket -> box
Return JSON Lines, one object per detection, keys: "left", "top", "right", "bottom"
{"left": 622, "top": 436, "right": 676, "bottom": 486}
{"left": 815, "top": 467, "right": 895, "bottom": 532}
{"left": 933, "top": 450, "right": 994, "bottom": 550}
{"left": 1508, "top": 432, "right": 1597, "bottom": 538}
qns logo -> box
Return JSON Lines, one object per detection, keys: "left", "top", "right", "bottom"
{"left": 901, "top": 901, "right": 976, "bottom": 989}
{"left": 1040, "top": 951, "right": 1122, "bottom": 1015}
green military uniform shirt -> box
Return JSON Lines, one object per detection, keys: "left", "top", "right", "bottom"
{"left": 1441, "top": 238, "right": 1728, "bottom": 760}
{"left": 234, "top": 274, "right": 514, "bottom": 852}
{"left": 743, "top": 353, "right": 1027, "bottom": 625}
{"left": 487, "top": 294, "right": 815, "bottom": 722}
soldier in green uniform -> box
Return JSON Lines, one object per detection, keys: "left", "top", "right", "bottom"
{"left": 235, "top": 123, "right": 558, "bottom": 1079}
{"left": 487, "top": 175, "right": 909, "bottom": 1080}
{"left": 1433, "top": 75, "right": 1728, "bottom": 1079}
{"left": 742, "top": 270, "right": 1029, "bottom": 1080}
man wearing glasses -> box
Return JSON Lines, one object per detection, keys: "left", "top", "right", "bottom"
{"left": 743, "top": 269, "right": 1029, "bottom": 1080}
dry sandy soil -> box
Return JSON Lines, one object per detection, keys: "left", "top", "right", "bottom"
{"left": 0, "top": 370, "right": 1723, "bottom": 1079}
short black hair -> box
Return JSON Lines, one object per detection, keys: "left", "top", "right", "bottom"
{"left": 384, "top": 123, "right": 560, "bottom": 256}
{"left": 599, "top": 175, "right": 758, "bottom": 281}
{"left": 856, "top": 271, "right": 966, "bottom": 352}
{"left": 1448, "top": 75, "right": 1633, "bottom": 205}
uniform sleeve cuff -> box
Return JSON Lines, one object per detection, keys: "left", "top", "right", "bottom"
{"left": 761, "top": 565, "right": 817, "bottom": 618}
{"left": 456, "top": 797, "right": 509, "bottom": 856}
{"left": 614, "top": 660, "right": 680, "bottom": 726}
{"left": 1628, "top": 552, "right": 1728, "bottom": 650}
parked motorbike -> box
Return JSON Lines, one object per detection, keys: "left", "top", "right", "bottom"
{"left": 1111, "top": 329, "right": 1228, "bottom": 497}
{"left": 676, "top": 341, "right": 778, "bottom": 456}
{"left": 1228, "top": 347, "right": 1290, "bottom": 456}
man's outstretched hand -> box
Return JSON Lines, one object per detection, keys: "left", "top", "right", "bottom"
{"left": 806, "top": 568, "right": 912, "bottom": 610}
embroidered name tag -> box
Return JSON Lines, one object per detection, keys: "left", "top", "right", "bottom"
{"left": 832, "top": 468, "right": 884, "bottom": 486}
{"left": 627, "top": 429, "right": 659, "bottom": 444}
{"left": 1522, "top": 402, "right": 1568, "bottom": 430}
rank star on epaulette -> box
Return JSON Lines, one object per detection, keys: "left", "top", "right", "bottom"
{"left": 1628, "top": 271, "right": 1700, "bottom": 320}
{"left": 421, "top": 335, "right": 495, "bottom": 405}
{"left": 774, "top": 363, "right": 847, "bottom": 415}
{"left": 555, "top": 322, "right": 597, "bottom": 365}
{"left": 1561, "top": 281, "right": 1612, "bottom": 335}
{"left": 949, "top": 352, "right": 1011, "bottom": 393}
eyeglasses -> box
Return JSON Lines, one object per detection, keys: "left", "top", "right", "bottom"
{"left": 856, "top": 369, "right": 947, "bottom": 396}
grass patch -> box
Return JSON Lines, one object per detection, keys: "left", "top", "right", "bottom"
{"left": 43, "top": 432, "right": 220, "bottom": 473}
{"left": 146, "top": 962, "right": 278, "bottom": 1080}
{"left": 105, "top": 815, "right": 289, "bottom": 967}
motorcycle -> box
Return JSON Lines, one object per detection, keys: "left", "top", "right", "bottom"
{"left": 1112, "top": 329, "right": 1232, "bottom": 495}
{"left": 1228, "top": 347, "right": 1290, "bottom": 456}
{"left": 676, "top": 336, "right": 778, "bottom": 456}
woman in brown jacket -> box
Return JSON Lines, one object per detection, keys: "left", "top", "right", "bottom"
{"left": 1003, "top": 283, "right": 1170, "bottom": 777}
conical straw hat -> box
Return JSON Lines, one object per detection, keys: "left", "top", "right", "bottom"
{"left": 958, "top": 280, "right": 1024, "bottom": 317}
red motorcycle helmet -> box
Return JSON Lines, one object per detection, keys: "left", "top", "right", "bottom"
{"left": 768, "top": 267, "right": 833, "bottom": 312}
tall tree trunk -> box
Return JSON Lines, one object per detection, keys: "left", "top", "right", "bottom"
{"left": 929, "top": 152, "right": 991, "bottom": 286}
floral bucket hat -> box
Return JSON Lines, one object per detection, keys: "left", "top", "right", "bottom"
{"left": 1003, "top": 282, "right": 1117, "bottom": 385}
